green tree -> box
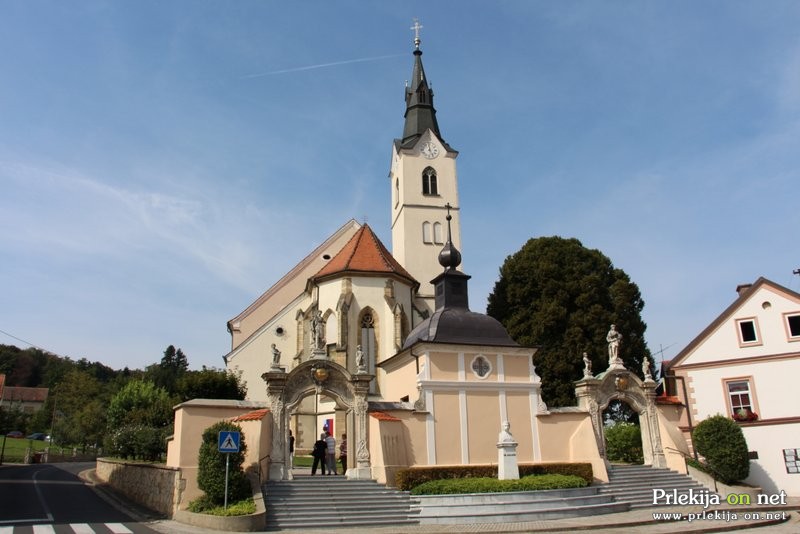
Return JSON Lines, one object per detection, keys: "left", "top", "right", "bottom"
{"left": 176, "top": 367, "right": 247, "bottom": 402}
{"left": 605, "top": 422, "right": 643, "bottom": 464}
{"left": 197, "top": 421, "right": 250, "bottom": 505}
{"left": 693, "top": 415, "right": 750, "bottom": 484}
{"left": 49, "top": 370, "right": 111, "bottom": 448}
{"left": 487, "top": 236, "right": 650, "bottom": 406}
{"left": 145, "top": 345, "right": 189, "bottom": 394}
{"left": 106, "top": 380, "right": 173, "bottom": 430}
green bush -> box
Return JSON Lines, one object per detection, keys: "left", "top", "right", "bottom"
{"left": 693, "top": 415, "right": 750, "bottom": 485}
{"left": 410, "top": 474, "right": 587, "bottom": 495}
{"left": 197, "top": 421, "right": 251, "bottom": 505}
{"left": 395, "top": 463, "right": 593, "bottom": 491}
{"left": 605, "top": 422, "right": 643, "bottom": 464}
{"left": 187, "top": 495, "right": 255, "bottom": 516}
{"left": 104, "top": 424, "right": 168, "bottom": 461}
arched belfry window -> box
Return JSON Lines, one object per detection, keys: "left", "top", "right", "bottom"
{"left": 422, "top": 167, "right": 438, "bottom": 196}
{"left": 360, "top": 309, "right": 378, "bottom": 393}
{"left": 433, "top": 222, "right": 443, "bottom": 245}
{"left": 422, "top": 221, "right": 433, "bottom": 244}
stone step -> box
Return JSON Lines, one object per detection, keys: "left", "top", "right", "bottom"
{"left": 414, "top": 500, "right": 631, "bottom": 524}
{"left": 265, "top": 516, "right": 421, "bottom": 530}
{"left": 263, "top": 477, "right": 420, "bottom": 530}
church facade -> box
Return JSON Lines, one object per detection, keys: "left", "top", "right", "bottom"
{"left": 165, "top": 30, "right": 692, "bottom": 505}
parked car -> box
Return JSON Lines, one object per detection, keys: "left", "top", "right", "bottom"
{"left": 5, "top": 431, "right": 23, "bottom": 438}
{"left": 26, "top": 433, "right": 46, "bottom": 441}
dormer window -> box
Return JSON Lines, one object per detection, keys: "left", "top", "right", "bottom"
{"left": 422, "top": 167, "right": 438, "bottom": 196}
{"left": 736, "top": 318, "right": 761, "bottom": 346}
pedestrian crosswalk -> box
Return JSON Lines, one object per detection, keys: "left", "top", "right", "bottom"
{"left": 0, "top": 523, "right": 139, "bottom": 534}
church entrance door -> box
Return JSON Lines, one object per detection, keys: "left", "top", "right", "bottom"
{"left": 262, "top": 359, "right": 373, "bottom": 481}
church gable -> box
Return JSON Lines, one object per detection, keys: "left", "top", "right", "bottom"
{"left": 227, "top": 219, "right": 360, "bottom": 349}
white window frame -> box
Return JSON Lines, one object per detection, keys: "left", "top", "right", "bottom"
{"left": 735, "top": 317, "right": 761, "bottom": 347}
{"left": 784, "top": 312, "right": 800, "bottom": 342}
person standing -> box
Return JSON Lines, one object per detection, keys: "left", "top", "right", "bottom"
{"left": 311, "top": 433, "right": 327, "bottom": 475}
{"left": 324, "top": 432, "right": 337, "bottom": 475}
{"left": 288, "top": 430, "right": 295, "bottom": 468}
{"left": 339, "top": 433, "right": 348, "bottom": 474}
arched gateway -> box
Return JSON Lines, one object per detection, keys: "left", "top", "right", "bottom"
{"left": 262, "top": 359, "right": 374, "bottom": 481}
{"left": 575, "top": 360, "right": 667, "bottom": 468}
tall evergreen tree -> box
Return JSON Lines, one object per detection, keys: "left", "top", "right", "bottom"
{"left": 487, "top": 236, "right": 651, "bottom": 406}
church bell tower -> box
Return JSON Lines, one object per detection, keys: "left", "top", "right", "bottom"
{"left": 390, "top": 21, "right": 462, "bottom": 317}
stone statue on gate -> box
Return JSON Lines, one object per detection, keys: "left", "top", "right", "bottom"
{"left": 582, "top": 352, "right": 593, "bottom": 378}
{"left": 607, "top": 324, "right": 623, "bottom": 367}
{"left": 642, "top": 356, "right": 653, "bottom": 382}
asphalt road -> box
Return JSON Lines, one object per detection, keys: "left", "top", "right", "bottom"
{"left": 0, "top": 462, "right": 156, "bottom": 533}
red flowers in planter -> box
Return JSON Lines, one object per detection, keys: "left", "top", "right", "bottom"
{"left": 732, "top": 408, "right": 759, "bottom": 422}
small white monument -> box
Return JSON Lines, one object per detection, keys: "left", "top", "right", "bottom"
{"left": 497, "top": 421, "right": 519, "bottom": 480}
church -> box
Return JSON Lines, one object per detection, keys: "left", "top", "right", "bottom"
{"left": 166, "top": 27, "right": 691, "bottom": 502}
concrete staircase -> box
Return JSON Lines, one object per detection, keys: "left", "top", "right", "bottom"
{"left": 599, "top": 464, "right": 711, "bottom": 509}
{"left": 263, "top": 475, "right": 420, "bottom": 530}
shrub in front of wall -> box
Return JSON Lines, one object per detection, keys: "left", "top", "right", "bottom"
{"left": 396, "top": 463, "right": 593, "bottom": 491}
{"left": 692, "top": 415, "right": 750, "bottom": 485}
{"left": 410, "top": 474, "right": 587, "bottom": 495}
{"left": 197, "top": 421, "right": 251, "bottom": 505}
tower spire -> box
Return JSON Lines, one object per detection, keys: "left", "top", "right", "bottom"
{"left": 400, "top": 18, "right": 444, "bottom": 148}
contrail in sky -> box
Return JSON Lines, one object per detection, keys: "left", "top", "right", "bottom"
{"left": 242, "top": 53, "right": 405, "bottom": 79}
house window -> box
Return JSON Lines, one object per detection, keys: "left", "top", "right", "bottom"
{"left": 786, "top": 314, "right": 800, "bottom": 340}
{"left": 736, "top": 318, "right": 760, "bottom": 345}
{"left": 783, "top": 449, "right": 800, "bottom": 474}
{"left": 422, "top": 222, "right": 433, "bottom": 244}
{"left": 422, "top": 167, "right": 438, "bottom": 196}
{"left": 726, "top": 379, "right": 754, "bottom": 416}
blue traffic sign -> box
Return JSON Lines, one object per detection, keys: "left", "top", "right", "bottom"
{"left": 218, "top": 431, "right": 241, "bottom": 453}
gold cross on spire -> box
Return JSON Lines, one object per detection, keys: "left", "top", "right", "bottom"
{"left": 411, "top": 18, "right": 423, "bottom": 49}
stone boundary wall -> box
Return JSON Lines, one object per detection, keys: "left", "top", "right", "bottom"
{"left": 95, "top": 458, "right": 183, "bottom": 516}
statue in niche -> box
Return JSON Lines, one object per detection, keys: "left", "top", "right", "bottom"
{"left": 356, "top": 344, "right": 366, "bottom": 373}
{"left": 310, "top": 310, "right": 325, "bottom": 351}
{"left": 607, "top": 324, "right": 622, "bottom": 365}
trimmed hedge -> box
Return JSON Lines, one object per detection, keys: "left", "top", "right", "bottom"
{"left": 410, "top": 474, "right": 587, "bottom": 495}
{"left": 396, "top": 463, "right": 593, "bottom": 491}
{"left": 693, "top": 415, "right": 750, "bottom": 485}
{"left": 197, "top": 421, "right": 251, "bottom": 505}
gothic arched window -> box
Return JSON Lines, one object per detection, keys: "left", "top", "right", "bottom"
{"left": 422, "top": 167, "right": 438, "bottom": 196}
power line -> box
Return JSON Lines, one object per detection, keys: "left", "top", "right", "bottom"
{"left": 0, "top": 328, "right": 57, "bottom": 355}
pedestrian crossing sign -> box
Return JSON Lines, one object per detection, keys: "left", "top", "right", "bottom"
{"left": 218, "top": 431, "right": 241, "bottom": 453}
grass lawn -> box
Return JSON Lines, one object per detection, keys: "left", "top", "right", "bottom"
{"left": 1, "top": 437, "right": 55, "bottom": 463}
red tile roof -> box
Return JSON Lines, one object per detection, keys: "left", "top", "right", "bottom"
{"left": 1, "top": 386, "right": 49, "bottom": 403}
{"left": 230, "top": 408, "right": 270, "bottom": 422}
{"left": 312, "top": 224, "right": 417, "bottom": 287}
{"left": 369, "top": 411, "right": 401, "bottom": 422}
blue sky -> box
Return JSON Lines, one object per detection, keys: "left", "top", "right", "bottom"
{"left": 1, "top": 2, "right": 798, "bottom": 372}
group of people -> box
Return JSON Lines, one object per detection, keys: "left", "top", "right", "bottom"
{"left": 311, "top": 431, "right": 347, "bottom": 475}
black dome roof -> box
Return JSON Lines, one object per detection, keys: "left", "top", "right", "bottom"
{"left": 403, "top": 307, "right": 518, "bottom": 349}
